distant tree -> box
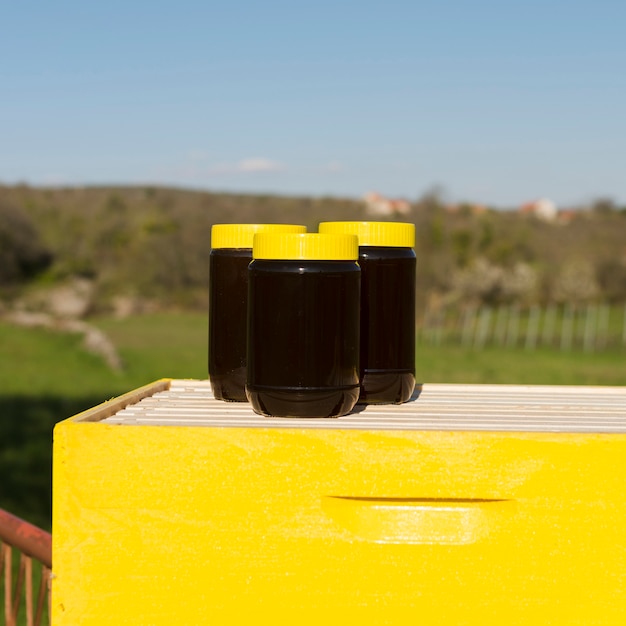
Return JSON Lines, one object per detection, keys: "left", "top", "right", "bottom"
{"left": 451, "top": 228, "right": 473, "bottom": 267}
{"left": 478, "top": 219, "right": 494, "bottom": 253}
{"left": 415, "top": 185, "right": 446, "bottom": 212}
{"left": 552, "top": 259, "right": 600, "bottom": 303}
{"left": 596, "top": 258, "right": 626, "bottom": 303}
{"left": 590, "top": 197, "right": 617, "bottom": 215}
{"left": 450, "top": 258, "right": 538, "bottom": 306}
{"left": 0, "top": 199, "right": 53, "bottom": 285}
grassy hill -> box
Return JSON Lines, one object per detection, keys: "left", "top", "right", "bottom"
{"left": 2, "top": 183, "right": 626, "bottom": 315}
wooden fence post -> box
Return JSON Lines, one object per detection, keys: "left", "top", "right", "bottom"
{"left": 474, "top": 308, "right": 492, "bottom": 349}
{"left": 560, "top": 304, "right": 574, "bottom": 351}
{"left": 525, "top": 306, "right": 540, "bottom": 351}
{"left": 583, "top": 304, "right": 597, "bottom": 352}
{"left": 541, "top": 305, "right": 557, "bottom": 348}
{"left": 506, "top": 305, "right": 520, "bottom": 348}
{"left": 461, "top": 307, "right": 476, "bottom": 347}
{"left": 494, "top": 306, "right": 508, "bottom": 347}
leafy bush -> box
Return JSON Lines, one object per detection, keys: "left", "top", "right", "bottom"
{"left": 0, "top": 200, "right": 53, "bottom": 286}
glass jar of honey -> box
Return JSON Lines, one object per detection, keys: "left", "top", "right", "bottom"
{"left": 319, "top": 221, "right": 416, "bottom": 404}
{"left": 246, "top": 233, "right": 360, "bottom": 417}
{"left": 209, "top": 223, "right": 306, "bottom": 401}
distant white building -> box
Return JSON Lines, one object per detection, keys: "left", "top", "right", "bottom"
{"left": 363, "top": 192, "right": 411, "bottom": 216}
{"left": 520, "top": 198, "right": 558, "bottom": 222}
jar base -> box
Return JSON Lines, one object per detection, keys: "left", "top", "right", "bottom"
{"left": 358, "top": 371, "right": 416, "bottom": 405}
{"left": 246, "top": 385, "right": 360, "bottom": 418}
{"left": 210, "top": 372, "right": 248, "bottom": 403}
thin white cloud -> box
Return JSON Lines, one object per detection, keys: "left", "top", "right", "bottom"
{"left": 203, "top": 157, "right": 285, "bottom": 176}
{"left": 156, "top": 156, "right": 362, "bottom": 183}
{"left": 236, "top": 158, "right": 284, "bottom": 173}
{"left": 38, "top": 174, "right": 69, "bottom": 185}
{"left": 187, "top": 149, "right": 211, "bottom": 161}
{"left": 323, "top": 161, "right": 343, "bottom": 173}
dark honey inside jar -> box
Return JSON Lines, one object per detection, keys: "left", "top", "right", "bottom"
{"left": 246, "top": 233, "right": 360, "bottom": 418}
{"left": 319, "top": 221, "right": 416, "bottom": 404}
{"left": 208, "top": 223, "right": 306, "bottom": 402}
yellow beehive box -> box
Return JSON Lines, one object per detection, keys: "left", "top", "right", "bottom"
{"left": 52, "top": 380, "right": 626, "bottom": 625}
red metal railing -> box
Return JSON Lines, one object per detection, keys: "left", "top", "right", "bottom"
{"left": 0, "top": 508, "right": 51, "bottom": 626}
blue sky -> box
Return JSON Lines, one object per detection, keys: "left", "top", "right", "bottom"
{"left": 2, "top": 0, "right": 625, "bottom": 207}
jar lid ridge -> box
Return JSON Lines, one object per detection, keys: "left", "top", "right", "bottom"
{"left": 318, "top": 221, "right": 415, "bottom": 247}
{"left": 211, "top": 224, "right": 306, "bottom": 249}
{"left": 253, "top": 233, "right": 358, "bottom": 260}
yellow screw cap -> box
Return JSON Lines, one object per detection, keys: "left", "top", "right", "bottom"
{"left": 253, "top": 233, "right": 359, "bottom": 260}
{"left": 318, "top": 221, "right": 415, "bottom": 248}
{"left": 211, "top": 224, "right": 306, "bottom": 249}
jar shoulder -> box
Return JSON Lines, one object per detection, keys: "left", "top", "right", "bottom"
{"left": 249, "top": 260, "right": 360, "bottom": 274}
{"left": 359, "top": 246, "right": 415, "bottom": 261}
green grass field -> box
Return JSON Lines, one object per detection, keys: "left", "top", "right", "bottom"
{"left": 1, "top": 312, "right": 625, "bottom": 400}
{"left": 416, "top": 343, "right": 626, "bottom": 386}
{"left": 0, "top": 313, "right": 208, "bottom": 399}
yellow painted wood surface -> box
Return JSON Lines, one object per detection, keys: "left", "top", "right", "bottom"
{"left": 52, "top": 381, "right": 626, "bottom": 625}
